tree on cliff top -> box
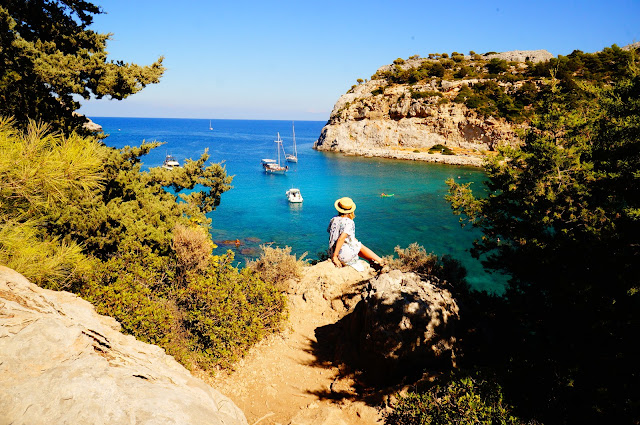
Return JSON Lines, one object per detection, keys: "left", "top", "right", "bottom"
{"left": 0, "top": 1, "right": 164, "bottom": 134}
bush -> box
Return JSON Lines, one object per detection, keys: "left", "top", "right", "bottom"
{"left": 440, "top": 59, "right": 455, "bottom": 69}
{"left": 487, "top": 58, "right": 509, "bottom": 74}
{"left": 410, "top": 90, "right": 442, "bottom": 99}
{"left": 81, "top": 244, "right": 178, "bottom": 348}
{"left": 386, "top": 243, "right": 439, "bottom": 275}
{"left": 172, "top": 223, "right": 214, "bottom": 273}
{"left": 176, "top": 256, "right": 287, "bottom": 369}
{"left": 247, "top": 244, "right": 308, "bottom": 292}
{"left": 0, "top": 118, "right": 103, "bottom": 289}
{"left": 428, "top": 144, "right": 455, "bottom": 155}
{"left": 82, "top": 245, "right": 287, "bottom": 371}
{"left": 385, "top": 375, "right": 523, "bottom": 425}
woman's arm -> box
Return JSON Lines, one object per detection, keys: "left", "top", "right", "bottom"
{"left": 332, "top": 232, "right": 348, "bottom": 267}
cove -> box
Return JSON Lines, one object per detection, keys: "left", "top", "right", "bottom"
{"left": 93, "top": 117, "right": 506, "bottom": 293}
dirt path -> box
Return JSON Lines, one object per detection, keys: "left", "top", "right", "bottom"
{"left": 210, "top": 261, "right": 384, "bottom": 425}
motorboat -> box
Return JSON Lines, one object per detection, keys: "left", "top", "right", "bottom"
{"left": 162, "top": 154, "right": 180, "bottom": 170}
{"left": 286, "top": 188, "right": 303, "bottom": 203}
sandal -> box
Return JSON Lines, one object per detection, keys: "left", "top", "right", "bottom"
{"left": 371, "top": 260, "right": 390, "bottom": 273}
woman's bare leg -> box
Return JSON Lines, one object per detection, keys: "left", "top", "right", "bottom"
{"left": 358, "top": 244, "right": 383, "bottom": 263}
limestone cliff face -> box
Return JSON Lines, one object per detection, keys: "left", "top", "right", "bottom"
{"left": 0, "top": 266, "right": 247, "bottom": 425}
{"left": 314, "top": 50, "right": 552, "bottom": 165}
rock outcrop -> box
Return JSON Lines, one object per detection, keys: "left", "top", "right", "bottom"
{"left": 297, "top": 262, "right": 460, "bottom": 386}
{"left": 0, "top": 266, "right": 247, "bottom": 425}
{"left": 344, "top": 270, "right": 459, "bottom": 384}
{"left": 483, "top": 49, "right": 553, "bottom": 63}
{"left": 72, "top": 111, "right": 103, "bottom": 132}
{"left": 83, "top": 117, "right": 103, "bottom": 132}
{"left": 314, "top": 50, "right": 552, "bottom": 165}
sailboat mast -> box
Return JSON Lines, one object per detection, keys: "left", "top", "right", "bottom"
{"left": 276, "top": 132, "right": 281, "bottom": 165}
{"left": 292, "top": 122, "right": 297, "bottom": 156}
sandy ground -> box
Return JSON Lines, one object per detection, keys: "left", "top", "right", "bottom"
{"left": 209, "top": 261, "right": 385, "bottom": 425}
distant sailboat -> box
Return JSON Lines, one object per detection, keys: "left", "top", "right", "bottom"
{"left": 209, "top": 120, "right": 213, "bottom": 130}
{"left": 262, "top": 133, "right": 288, "bottom": 174}
{"left": 286, "top": 122, "right": 298, "bottom": 163}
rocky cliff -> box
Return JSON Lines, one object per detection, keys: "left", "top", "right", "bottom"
{"left": 0, "top": 266, "right": 247, "bottom": 425}
{"left": 314, "top": 50, "right": 553, "bottom": 166}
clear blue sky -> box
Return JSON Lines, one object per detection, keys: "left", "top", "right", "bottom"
{"left": 78, "top": 0, "right": 640, "bottom": 121}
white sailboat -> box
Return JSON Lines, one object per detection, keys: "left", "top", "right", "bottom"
{"left": 286, "top": 122, "right": 298, "bottom": 163}
{"left": 209, "top": 120, "right": 213, "bottom": 130}
{"left": 262, "top": 133, "right": 288, "bottom": 174}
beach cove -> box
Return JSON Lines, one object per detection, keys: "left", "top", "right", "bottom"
{"left": 94, "top": 117, "right": 505, "bottom": 293}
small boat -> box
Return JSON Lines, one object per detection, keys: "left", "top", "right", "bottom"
{"left": 381, "top": 193, "right": 395, "bottom": 197}
{"left": 209, "top": 120, "right": 213, "bottom": 130}
{"left": 286, "top": 188, "right": 303, "bottom": 203}
{"left": 262, "top": 133, "right": 288, "bottom": 174}
{"left": 286, "top": 122, "right": 298, "bottom": 163}
{"left": 163, "top": 154, "right": 180, "bottom": 170}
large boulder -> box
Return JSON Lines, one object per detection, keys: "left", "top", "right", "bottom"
{"left": 0, "top": 266, "right": 247, "bottom": 425}
{"left": 347, "top": 270, "right": 459, "bottom": 384}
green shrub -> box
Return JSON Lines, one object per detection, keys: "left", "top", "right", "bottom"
{"left": 82, "top": 245, "right": 287, "bottom": 371}
{"left": 177, "top": 256, "right": 287, "bottom": 369}
{"left": 454, "top": 66, "right": 469, "bottom": 79}
{"left": 440, "top": 59, "right": 455, "bottom": 69}
{"left": 487, "top": 58, "right": 509, "bottom": 74}
{"left": 410, "top": 90, "right": 443, "bottom": 99}
{"left": 428, "top": 144, "right": 455, "bottom": 155}
{"left": 81, "top": 243, "right": 178, "bottom": 348}
{"left": 385, "top": 375, "right": 523, "bottom": 425}
{"left": 0, "top": 118, "right": 103, "bottom": 289}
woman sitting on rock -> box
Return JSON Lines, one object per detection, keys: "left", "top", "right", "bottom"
{"left": 328, "top": 197, "right": 387, "bottom": 272}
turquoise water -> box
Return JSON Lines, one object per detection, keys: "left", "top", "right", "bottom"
{"left": 93, "top": 117, "right": 505, "bottom": 293}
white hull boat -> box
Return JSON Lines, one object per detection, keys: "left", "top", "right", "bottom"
{"left": 286, "top": 188, "right": 303, "bottom": 203}
{"left": 162, "top": 154, "right": 180, "bottom": 170}
{"left": 262, "top": 133, "right": 288, "bottom": 174}
{"left": 286, "top": 122, "right": 298, "bottom": 163}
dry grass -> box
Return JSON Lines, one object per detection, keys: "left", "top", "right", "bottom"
{"left": 247, "top": 244, "right": 308, "bottom": 292}
{"left": 385, "top": 243, "right": 440, "bottom": 275}
{"left": 172, "top": 223, "right": 214, "bottom": 273}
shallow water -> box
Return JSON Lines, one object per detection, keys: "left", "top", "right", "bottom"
{"left": 93, "top": 117, "right": 506, "bottom": 293}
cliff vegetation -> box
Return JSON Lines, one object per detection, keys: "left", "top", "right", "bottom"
{"left": 315, "top": 45, "right": 640, "bottom": 167}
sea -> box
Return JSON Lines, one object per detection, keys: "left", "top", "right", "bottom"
{"left": 91, "top": 117, "right": 506, "bottom": 294}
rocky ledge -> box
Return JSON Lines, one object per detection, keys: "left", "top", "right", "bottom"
{"left": 0, "top": 266, "right": 247, "bottom": 425}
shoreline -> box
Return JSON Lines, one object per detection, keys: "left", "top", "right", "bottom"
{"left": 314, "top": 146, "right": 486, "bottom": 167}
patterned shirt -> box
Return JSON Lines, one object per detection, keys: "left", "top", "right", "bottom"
{"left": 327, "top": 215, "right": 362, "bottom": 264}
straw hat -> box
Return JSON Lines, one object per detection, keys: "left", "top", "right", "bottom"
{"left": 334, "top": 197, "right": 356, "bottom": 214}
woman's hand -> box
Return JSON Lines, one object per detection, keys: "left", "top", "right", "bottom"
{"left": 332, "top": 257, "right": 342, "bottom": 267}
